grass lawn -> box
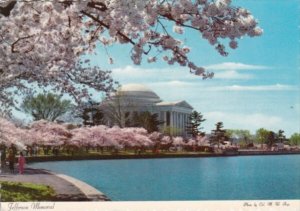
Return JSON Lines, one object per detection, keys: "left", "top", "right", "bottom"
{"left": 0, "top": 181, "right": 56, "bottom": 202}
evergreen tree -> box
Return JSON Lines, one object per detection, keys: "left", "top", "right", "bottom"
{"left": 210, "top": 122, "right": 226, "bottom": 148}
{"left": 186, "top": 111, "right": 206, "bottom": 137}
{"left": 266, "top": 131, "right": 276, "bottom": 148}
{"left": 276, "top": 129, "right": 286, "bottom": 143}
{"left": 77, "top": 101, "right": 105, "bottom": 126}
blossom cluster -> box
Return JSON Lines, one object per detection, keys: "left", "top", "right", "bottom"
{"left": 0, "top": 0, "right": 262, "bottom": 111}
{"left": 0, "top": 118, "right": 209, "bottom": 150}
{"left": 0, "top": 117, "right": 28, "bottom": 149}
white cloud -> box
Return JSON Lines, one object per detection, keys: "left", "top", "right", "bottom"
{"left": 205, "top": 62, "right": 269, "bottom": 71}
{"left": 212, "top": 84, "right": 298, "bottom": 91}
{"left": 214, "top": 70, "right": 253, "bottom": 79}
{"left": 112, "top": 66, "right": 298, "bottom": 93}
{"left": 202, "top": 111, "right": 300, "bottom": 136}
{"left": 145, "top": 81, "right": 298, "bottom": 92}
{"left": 148, "top": 80, "right": 193, "bottom": 88}
{"left": 206, "top": 112, "right": 281, "bottom": 126}
{"left": 112, "top": 63, "right": 269, "bottom": 82}
{"left": 111, "top": 65, "right": 198, "bottom": 83}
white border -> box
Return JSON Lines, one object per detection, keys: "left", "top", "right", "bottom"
{"left": 1, "top": 200, "right": 300, "bottom": 211}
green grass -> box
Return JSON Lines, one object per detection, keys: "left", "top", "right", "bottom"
{"left": 0, "top": 181, "right": 56, "bottom": 202}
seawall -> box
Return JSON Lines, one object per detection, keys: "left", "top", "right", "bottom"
{"left": 25, "top": 151, "right": 300, "bottom": 163}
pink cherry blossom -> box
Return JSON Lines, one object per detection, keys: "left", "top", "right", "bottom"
{"left": 0, "top": 0, "right": 262, "bottom": 113}
{"left": 29, "top": 120, "right": 71, "bottom": 146}
{"left": 186, "top": 138, "right": 197, "bottom": 146}
{"left": 0, "top": 117, "right": 26, "bottom": 149}
{"left": 172, "top": 136, "right": 184, "bottom": 146}
{"left": 161, "top": 136, "right": 172, "bottom": 144}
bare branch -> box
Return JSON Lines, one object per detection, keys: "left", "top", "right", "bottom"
{"left": 0, "top": 1, "right": 16, "bottom": 17}
{"left": 11, "top": 34, "right": 35, "bottom": 53}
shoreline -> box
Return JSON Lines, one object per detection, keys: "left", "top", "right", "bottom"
{"left": 53, "top": 173, "right": 110, "bottom": 201}
{"left": 25, "top": 151, "right": 300, "bottom": 163}
{"left": 0, "top": 168, "right": 109, "bottom": 201}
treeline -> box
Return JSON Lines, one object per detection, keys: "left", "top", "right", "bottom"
{"left": 184, "top": 111, "right": 300, "bottom": 147}
{"left": 225, "top": 129, "right": 300, "bottom": 147}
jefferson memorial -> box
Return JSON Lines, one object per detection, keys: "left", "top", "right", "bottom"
{"left": 103, "top": 84, "right": 193, "bottom": 137}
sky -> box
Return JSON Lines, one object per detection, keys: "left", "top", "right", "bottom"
{"left": 13, "top": 0, "right": 300, "bottom": 137}
{"left": 87, "top": 0, "right": 300, "bottom": 137}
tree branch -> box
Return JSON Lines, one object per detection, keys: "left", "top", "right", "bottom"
{"left": 0, "top": 1, "right": 16, "bottom": 17}
{"left": 81, "top": 10, "right": 136, "bottom": 46}
{"left": 11, "top": 34, "right": 35, "bottom": 53}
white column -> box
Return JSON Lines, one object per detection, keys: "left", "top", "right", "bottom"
{"left": 182, "top": 114, "right": 185, "bottom": 136}
{"left": 181, "top": 113, "right": 184, "bottom": 135}
{"left": 181, "top": 113, "right": 184, "bottom": 136}
{"left": 163, "top": 111, "right": 167, "bottom": 127}
{"left": 178, "top": 113, "right": 181, "bottom": 134}
{"left": 176, "top": 112, "right": 179, "bottom": 136}
{"left": 171, "top": 112, "right": 173, "bottom": 125}
{"left": 185, "top": 114, "right": 188, "bottom": 136}
{"left": 171, "top": 111, "right": 173, "bottom": 135}
{"left": 172, "top": 112, "right": 175, "bottom": 135}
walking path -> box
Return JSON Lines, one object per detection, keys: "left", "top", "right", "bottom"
{"left": 0, "top": 168, "right": 109, "bottom": 201}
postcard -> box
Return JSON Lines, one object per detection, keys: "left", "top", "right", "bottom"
{"left": 0, "top": 0, "right": 299, "bottom": 211}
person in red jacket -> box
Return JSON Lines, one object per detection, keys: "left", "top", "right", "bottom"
{"left": 7, "top": 149, "right": 15, "bottom": 174}
{"left": 18, "top": 151, "right": 26, "bottom": 174}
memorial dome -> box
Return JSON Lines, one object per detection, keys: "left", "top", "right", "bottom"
{"left": 114, "top": 84, "right": 161, "bottom": 103}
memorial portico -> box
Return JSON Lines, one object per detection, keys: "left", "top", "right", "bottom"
{"left": 103, "top": 84, "right": 193, "bottom": 137}
{"left": 156, "top": 101, "right": 193, "bottom": 137}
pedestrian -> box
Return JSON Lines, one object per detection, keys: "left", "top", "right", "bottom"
{"left": 1, "top": 147, "right": 6, "bottom": 170}
{"left": 10, "top": 144, "right": 17, "bottom": 156}
{"left": 7, "top": 149, "right": 15, "bottom": 174}
{"left": 18, "top": 152, "right": 26, "bottom": 174}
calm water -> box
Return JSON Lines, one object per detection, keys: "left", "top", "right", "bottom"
{"left": 29, "top": 155, "right": 300, "bottom": 201}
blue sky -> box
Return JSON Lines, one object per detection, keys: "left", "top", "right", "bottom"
{"left": 13, "top": 0, "right": 299, "bottom": 136}
{"left": 86, "top": 0, "right": 300, "bottom": 136}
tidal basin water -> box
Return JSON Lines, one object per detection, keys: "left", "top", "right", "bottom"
{"left": 29, "top": 155, "right": 300, "bottom": 201}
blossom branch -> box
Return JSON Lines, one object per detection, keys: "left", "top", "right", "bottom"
{"left": 11, "top": 34, "right": 35, "bottom": 53}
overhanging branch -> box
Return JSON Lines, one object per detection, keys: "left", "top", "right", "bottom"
{"left": 0, "top": 1, "right": 16, "bottom": 17}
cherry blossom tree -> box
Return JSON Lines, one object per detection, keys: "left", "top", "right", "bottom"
{"left": 70, "top": 126, "right": 154, "bottom": 149}
{"left": 149, "top": 131, "right": 162, "bottom": 140}
{"left": 121, "top": 127, "right": 153, "bottom": 147}
{"left": 68, "top": 127, "right": 90, "bottom": 148}
{"left": 172, "top": 136, "right": 185, "bottom": 146}
{"left": 0, "top": 117, "right": 215, "bottom": 154}
{"left": 161, "top": 135, "right": 172, "bottom": 145}
{"left": 196, "top": 135, "right": 210, "bottom": 146}
{"left": 0, "top": 117, "right": 26, "bottom": 149}
{"left": 29, "top": 120, "right": 71, "bottom": 146}
{"left": 88, "top": 125, "right": 109, "bottom": 147}
{"left": 0, "top": 0, "right": 262, "bottom": 112}
{"left": 84, "top": 125, "right": 123, "bottom": 148}
{"left": 186, "top": 138, "right": 197, "bottom": 146}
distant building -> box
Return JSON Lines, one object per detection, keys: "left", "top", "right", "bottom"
{"left": 102, "top": 84, "right": 193, "bottom": 137}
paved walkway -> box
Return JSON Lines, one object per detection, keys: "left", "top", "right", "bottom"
{"left": 0, "top": 168, "right": 109, "bottom": 201}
